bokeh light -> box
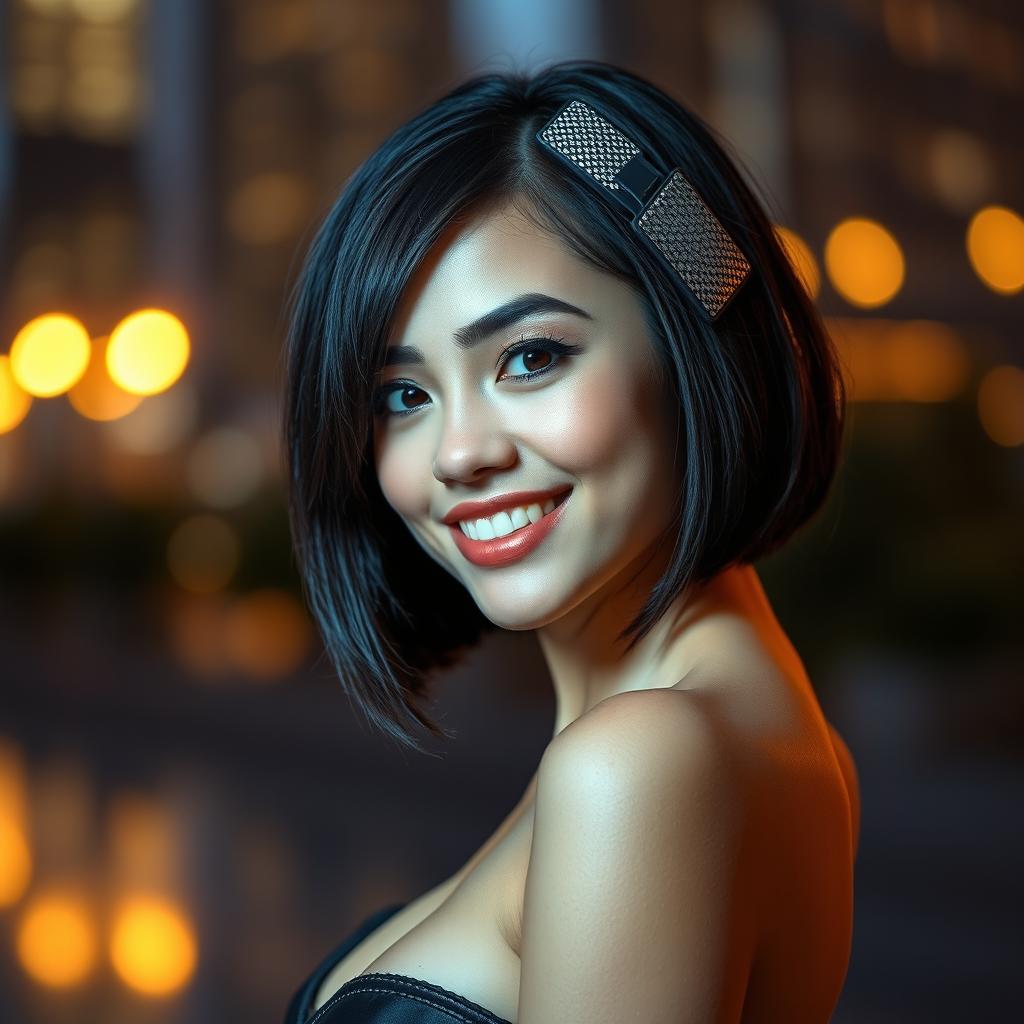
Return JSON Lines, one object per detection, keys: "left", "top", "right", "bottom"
{"left": 977, "top": 365, "right": 1024, "bottom": 447}
{"left": 0, "top": 740, "right": 33, "bottom": 907}
{"left": 107, "top": 792, "right": 179, "bottom": 892}
{"left": 106, "top": 309, "right": 190, "bottom": 396}
{"left": 223, "top": 589, "right": 313, "bottom": 680}
{"left": 0, "top": 819, "right": 32, "bottom": 907}
{"left": 109, "top": 896, "right": 197, "bottom": 996}
{"left": 21, "top": 0, "right": 69, "bottom": 15}
{"left": 0, "top": 356, "right": 34, "bottom": 434}
{"left": 185, "top": 427, "right": 265, "bottom": 508}
{"left": 9, "top": 313, "right": 92, "bottom": 397}
{"left": 828, "top": 317, "right": 969, "bottom": 402}
{"left": 825, "top": 217, "right": 905, "bottom": 307}
{"left": 966, "top": 205, "right": 1024, "bottom": 295}
{"left": 226, "top": 172, "right": 311, "bottom": 245}
{"left": 881, "top": 320, "right": 970, "bottom": 402}
{"left": 104, "top": 381, "right": 198, "bottom": 454}
{"left": 166, "top": 514, "right": 241, "bottom": 593}
{"left": 67, "top": 334, "right": 144, "bottom": 421}
{"left": 774, "top": 225, "right": 821, "bottom": 299}
{"left": 167, "top": 592, "right": 231, "bottom": 678}
{"left": 16, "top": 891, "right": 98, "bottom": 989}
{"left": 70, "top": 0, "right": 138, "bottom": 24}
{"left": 925, "top": 129, "right": 994, "bottom": 213}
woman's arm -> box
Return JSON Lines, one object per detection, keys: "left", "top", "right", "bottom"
{"left": 517, "top": 690, "right": 752, "bottom": 1024}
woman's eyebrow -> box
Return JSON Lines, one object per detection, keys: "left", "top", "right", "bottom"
{"left": 383, "top": 292, "right": 593, "bottom": 367}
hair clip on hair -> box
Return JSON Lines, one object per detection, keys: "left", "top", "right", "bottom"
{"left": 536, "top": 99, "right": 751, "bottom": 320}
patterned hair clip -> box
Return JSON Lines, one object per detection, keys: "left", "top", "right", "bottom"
{"left": 535, "top": 98, "right": 751, "bottom": 321}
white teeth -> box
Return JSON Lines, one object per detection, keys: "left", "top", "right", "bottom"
{"left": 458, "top": 494, "right": 566, "bottom": 540}
{"left": 509, "top": 506, "right": 530, "bottom": 530}
{"left": 488, "top": 510, "right": 516, "bottom": 538}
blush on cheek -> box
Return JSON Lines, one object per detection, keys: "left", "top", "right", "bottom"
{"left": 555, "top": 366, "right": 650, "bottom": 469}
{"left": 374, "top": 439, "right": 428, "bottom": 519}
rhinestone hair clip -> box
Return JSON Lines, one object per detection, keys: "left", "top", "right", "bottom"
{"left": 535, "top": 98, "right": 751, "bottom": 321}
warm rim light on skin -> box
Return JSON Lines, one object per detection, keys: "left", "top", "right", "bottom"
{"left": 825, "top": 217, "right": 905, "bottom": 308}
{"left": 106, "top": 308, "right": 191, "bottom": 396}
{"left": 9, "top": 313, "right": 92, "bottom": 397}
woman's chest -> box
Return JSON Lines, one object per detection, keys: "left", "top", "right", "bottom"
{"left": 311, "top": 801, "right": 535, "bottom": 1023}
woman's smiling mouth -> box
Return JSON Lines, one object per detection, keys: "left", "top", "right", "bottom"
{"left": 447, "top": 488, "right": 572, "bottom": 568}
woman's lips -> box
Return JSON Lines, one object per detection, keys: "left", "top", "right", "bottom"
{"left": 448, "top": 490, "right": 571, "bottom": 568}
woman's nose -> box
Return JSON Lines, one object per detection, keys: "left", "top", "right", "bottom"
{"left": 431, "top": 399, "right": 517, "bottom": 484}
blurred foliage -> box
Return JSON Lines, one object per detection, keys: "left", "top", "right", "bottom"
{"left": 761, "top": 395, "right": 1023, "bottom": 679}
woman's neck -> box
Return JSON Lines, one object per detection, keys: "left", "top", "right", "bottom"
{"left": 537, "top": 557, "right": 766, "bottom": 739}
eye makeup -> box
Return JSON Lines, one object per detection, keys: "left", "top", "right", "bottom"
{"left": 372, "top": 333, "right": 583, "bottom": 419}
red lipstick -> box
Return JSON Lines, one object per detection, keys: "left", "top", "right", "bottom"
{"left": 447, "top": 488, "right": 572, "bottom": 568}
{"left": 442, "top": 485, "right": 572, "bottom": 526}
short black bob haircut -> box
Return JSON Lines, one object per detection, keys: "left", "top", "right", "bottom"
{"left": 283, "top": 60, "right": 847, "bottom": 756}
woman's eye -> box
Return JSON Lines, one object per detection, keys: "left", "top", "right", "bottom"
{"left": 377, "top": 384, "right": 429, "bottom": 417}
{"left": 373, "top": 335, "right": 581, "bottom": 419}
{"left": 498, "top": 335, "right": 580, "bottom": 381}
{"left": 499, "top": 343, "right": 556, "bottom": 379}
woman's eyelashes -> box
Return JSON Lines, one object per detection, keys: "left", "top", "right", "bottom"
{"left": 372, "top": 334, "right": 583, "bottom": 419}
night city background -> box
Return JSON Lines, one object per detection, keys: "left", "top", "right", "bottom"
{"left": 1, "top": 1, "right": 1022, "bottom": 1021}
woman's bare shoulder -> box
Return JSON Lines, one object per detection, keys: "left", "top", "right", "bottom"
{"left": 826, "top": 721, "right": 861, "bottom": 857}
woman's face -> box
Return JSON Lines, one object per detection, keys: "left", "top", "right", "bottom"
{"left": 372, "top": 201, "right": 681, "bottom": 631}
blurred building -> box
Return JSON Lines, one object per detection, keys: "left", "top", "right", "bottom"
{"left": 1, "top": 2, "right": 1022, "bottom": 1023}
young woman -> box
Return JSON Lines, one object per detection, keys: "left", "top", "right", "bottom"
{"left": 282, "top": 60, "right": 859, "bottom": 1024}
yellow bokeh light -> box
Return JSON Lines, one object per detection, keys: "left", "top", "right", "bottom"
{"left": 67, "top": 335, "right": 144, "bottom": 421}
{"left": 16, "top": 891, "right": 97, "bottom": 989}
{"left": 825, "top": 218, "right": 905, "bottom": 308}
{"left": 0, "top": 818, "right": 32, "bottom": 907}
{"left": 106, "top": 309, "right": 190, "bottom": 396}
{"left": 9, "top": 313, "right": 92, "bottom": 397}
{"left": 0, "top": 740, "right": 32, "bottom": 906}
{"left": 774, "top": 225, "right": 821, "bottom": 299}
{"left": 1, "top": 356, "right": 34, "bottom": 434}
{"left": 977, "top": 364, "right": 1024, "bottom": 447}
{"left": 966, "top": 206, "right": 1024, "bottom": 295}
{"left": 109, "top": 895, "right": 197, "bottom": 996}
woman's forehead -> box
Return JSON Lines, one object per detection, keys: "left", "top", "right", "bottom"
{"left": 388, "top": 204, "right": 618, "bottom": 350}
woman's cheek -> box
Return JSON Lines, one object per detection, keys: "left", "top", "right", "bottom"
{"left": 374, "top": 433, "right": 429, "bottom": 518}
{"left": 550, "top": 365, "right": 647, "bottom": 470}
